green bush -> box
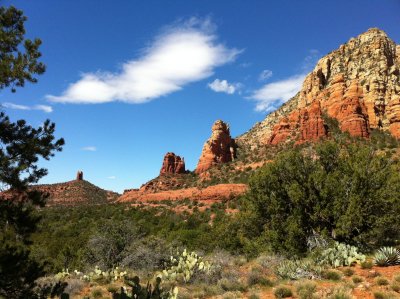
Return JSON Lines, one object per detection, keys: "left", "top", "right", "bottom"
{"left": 375, "top": 277, "right": 390, "bottom": 286}
{"left": 342, "top": 268, "right": 354, "bottom": 277}
{"left": 295, "top": 280, "right": 317, "bottom": 299}
{"left": 274, "top": 286, "right": 293, "bottom": 298}
{"left": 361, "top": 260, "right": 374, "bottom": 269}
{"left": 239, "top": 141, "right": 400, "bottom": 256}
{"left": 323, "top": 270, "right": 342, "bottom": 281}
{"left": 352, "top": 276, "right": 363, "bottom": 283}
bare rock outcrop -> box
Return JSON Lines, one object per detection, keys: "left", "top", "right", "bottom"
{"left": 76, "top": 171, "right": 83, "bottom": 181}
{"left": 160, "top": 152, "right": 185, "bottom": 175}
{"left": 195, "top": 120, "right": 236, "bottom": 173}
{"left": 239, "top": 28, "right": 400, "bottom": 145}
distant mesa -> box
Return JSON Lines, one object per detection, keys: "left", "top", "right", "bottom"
{"left": 160, "top": 152, "right": 186, "bottom": 175}
{"left": 76, "top": 170, "right": 83, "bottom": 181}
{"left": 195, "top": 120, "right": 236, "bottom": 174}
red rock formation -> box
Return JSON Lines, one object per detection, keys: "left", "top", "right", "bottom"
{"left": 268, "top": 101, "right": 327, "bottom": 145}
{"left": 195, "top": 120, "right": 236, "bottom": 173}
{"left": 387, "top": 97, "right": 400, "bottom": 138}
{"left": 298, "top": 101, "right": 328, "bottom": 143}
{"left": 76, "top": 171, "right": 83, "bottom": 181}
{"left": 240, "top": 28, "right": 400, "bottom": 145}
{"left": 160, "top": 152, "right": 185, "bottom": 175}
{"left": 118, "top": 183, "right": 248, "bottom": 203}
{"left": 336, "top": 80, "right": 370, "bottom": 137}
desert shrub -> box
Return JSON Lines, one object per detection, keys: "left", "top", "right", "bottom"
{"left": 342, "top": 268, "right": 354, "bottom": 277}
{"left": 120, "top": 236, "right": 173, "bottom": 271}
{"left": 375, "top": 277, "right": 390, "bottom": 286}
{"left": 295, "top": 280, "right": 317, "bottom": 299}
{"left": 275, "top": 259, "right": 323, "bottom": 280}
{"left": 323, "top": 270, "right": 342, "bottom": 281}
{"left": 256, "top": 254, "right": 285, "bottom": 271}
{"left": 394, "top": 274, "right": 400, "bottom": 282}
{"left": 222, "top": 291, "right": 244, "bottom": 299}
{"left": 247, "top": 269, "right": 274, "bottom": 287}
{"left": 239, "top": 141, "right": 400, "bottom": 256}
{"left": 373, "top": 291, "right": 398, "bottom": 299}
{"left": 248, "top": 294, "right": 260, "bottom": 299}
{"left": 390, "top": 282, "right": 400, "bottom": 292}
{"left": 274, "top": 286, "right": 293, "bottom": 298}
{"left": 326, "top": 286, "right": 353, "bottom": 299}
{"left": 91, "top": 287, "right": 103, "bottom": 298}
{"left": 63, "top": 278, "right": 85, "bottom": 296}
{"left": 361, "top": 260, "right": 374, "bottom": 269}
{"left": 352, "top": 276, "right": 363, "bottom": 283}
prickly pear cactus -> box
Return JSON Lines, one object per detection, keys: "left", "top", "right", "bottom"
{"left": 317, "top": 242, "right": 365, "bottom": 267}
{"left": 161, "top": 249, "right": 212, "bottom": 283}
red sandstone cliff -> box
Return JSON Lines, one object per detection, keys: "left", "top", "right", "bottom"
{"left": 160, "top": 152, "right": 186, "bottom": 175}
{"left": 239, "top": 28, "right": 400, "bottom": 145}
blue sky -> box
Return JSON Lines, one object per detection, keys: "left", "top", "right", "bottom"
{"left": 2, "top": 0, "right": 400, "bottom": 192}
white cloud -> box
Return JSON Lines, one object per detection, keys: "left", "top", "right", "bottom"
{"left": 249, "top": 74, "right": 305, "bottom": 112}
{"left": 107, "top": 176, "right": 116, "bottom": 180}
{"left": 47, "top": 18, "right": 241, "bottom": 104}
{"left": 81, "top": 146, "right": 97, "bottom": 152}
{"left": 258, "top": 69, "right": 273, "bottom": 81}
{"left": 208, "top": 79, "right": 240, "bottom": 94}
{"left": 2, "top": 102, "right": 53, "bottom": 113}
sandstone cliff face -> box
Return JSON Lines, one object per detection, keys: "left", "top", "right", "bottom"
{"left": 196, "top": 120, "right": 236, "bottom": 173}
{"left": 240, "top": 28, "right": 400, "bottom": 144}
{"left": 160, "top": 152, "right": 185, "bottom": 175}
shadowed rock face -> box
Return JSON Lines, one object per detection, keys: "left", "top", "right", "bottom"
{"left": 76, "top": 171, "right": 83, "bottom": 181}
{"left": 195, "top": 120, "right": 236, "bottom": 173}
{"left": 239, "top": 28, "right": 400, "bottom": 145}
{"left": 160, "top": 152, "right": 185, "bottom": 175}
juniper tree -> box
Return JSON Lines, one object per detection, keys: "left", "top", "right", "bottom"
{"left": 0, "top": 6, "right": 64, "bottom": 298}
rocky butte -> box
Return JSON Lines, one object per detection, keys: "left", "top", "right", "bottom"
{"left": 159, "top": 152, "right": 186, "bottom": 175}
{"left": 196, "top": 120, "right": 236, "bottom": 173}
{"left": 239, "top": 28, "right": 400, "bottom": 145}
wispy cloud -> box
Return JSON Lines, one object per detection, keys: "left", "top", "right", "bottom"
{"left": 250, "top": 74, "right": 305, "bottom": 112}
{"left": 258, "top": 69, "right": 273, "bottom": 82}
{"left": 47, "top": 18, "right": 241, "bottom": 104}
{"left": 2, "top": 102, "right": 53, "bottom": 113}
{"left": 107, "top": 176, "right": 116, "bottom": 180}
{"left": 81, "top": 146, "right": 97, "bottom": 152}
{"left": 208, "top": 79, "right": 241, "bottom": 94}
{"left": 249, "top": 50, "right": 320, "bottom": 113}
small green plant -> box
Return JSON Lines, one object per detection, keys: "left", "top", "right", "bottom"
{"left": 374, "top": 247, "right": 400, "bottom": 267}
{"left": 247, "top": 270, "right": 274, "bottom": 287}
{"left": 361, "top": 260, "right": 374, "bottom": 269}
{"left": 391, "top": 282, "right": 400, "bottom": 292}
{"left": 295, "top": 280, "right": 317, "bottom": 299}
{"left": 352, "top": 275, "right": 363, "bottom": 283}
{"left": 275, "top": 260, "right": 322, "bottom": 280}
{"left": 327, "top": 286, "right": 352, "bottom": 299}
{"left": 375, "top": 277, "right": 390, "bottom": 286}
{"left": 341, "top": 268, "right": 354, "bottom": 277}
{"left": 394, "top": 274, "right": 400, "bottom": 282}
{"left": 91, "top": 288, "right": 103, "bottom": 299}
{"left": 317, "top": 242, "right": 365, "bottom": 267}
{"left": 323, "top": 270, "right": 342, "bottom": 281}
{"left": 274, "top": 286, "right": 293, "bottom": 298}
{"left": 373, "top": 291, "right": 398, "bottom": 299}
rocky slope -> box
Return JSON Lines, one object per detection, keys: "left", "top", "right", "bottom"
{"left": 239, "top": 28, "right": 400, "bottom": 145}
{"left": 31, "top": 172, "right": 120, "bottom": 206}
